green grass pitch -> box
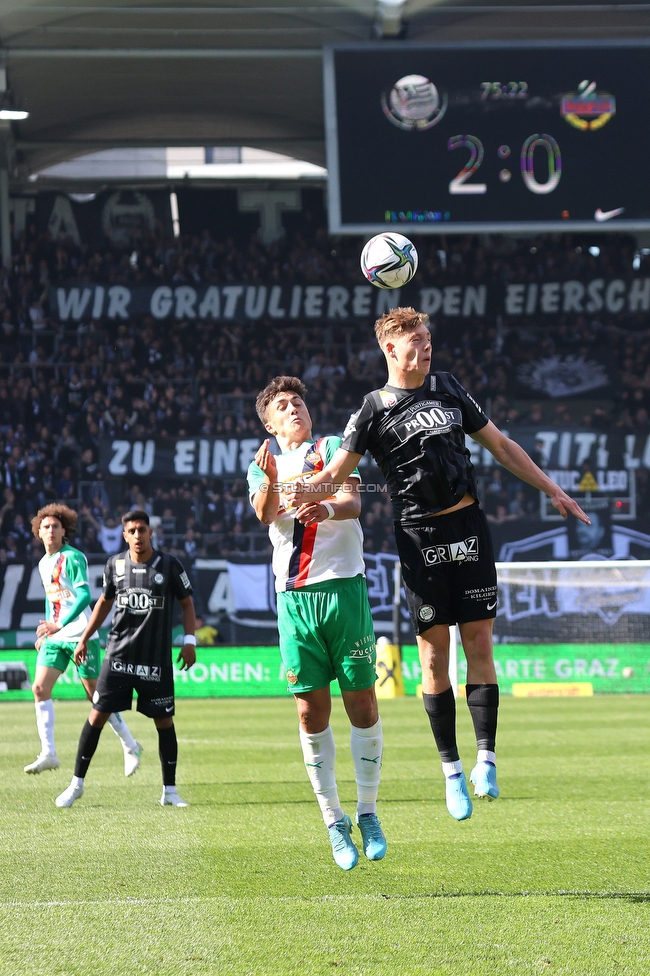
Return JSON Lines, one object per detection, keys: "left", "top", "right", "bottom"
{"left": 2, "top": 695, "right": 650, "bottom": 975}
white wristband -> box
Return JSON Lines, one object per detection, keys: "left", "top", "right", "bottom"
{"left": 183, "top": 634, "right": 197, "bottom": 646}
{"left": 322, "top": 502, "right": 335, "bottom": 520}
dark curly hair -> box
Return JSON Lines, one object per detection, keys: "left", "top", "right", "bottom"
{"left": 31, "top": 504, "right": 78, "bottom": 540}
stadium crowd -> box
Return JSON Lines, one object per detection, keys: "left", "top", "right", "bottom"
{"left": 1, "top": 213, "right": 649, "bottom": 562}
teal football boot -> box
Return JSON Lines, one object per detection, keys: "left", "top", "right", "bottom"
{"left": 445, "top": 771, "right": 473, "bottom": 821}
{"left": 470, "top": 761, "right": 500, "bottom": 800}
{"left": 356, "top": 813, "right": 387, "bottom": 860}
{"left": 327, "top": 814, "right": 359, "bottom": 870}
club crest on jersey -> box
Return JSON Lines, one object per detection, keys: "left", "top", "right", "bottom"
{"left": 304, "top": 449, "right": 324, "bottom": 472}
{"left": 153, "top": 573, "right": 164, "bottom": 584}
{"left": 379, "top": 390, "right": 398, "bottom": 409}
{"left": 422, "top": 536, "right": 479, "bottom": 565}
{"left": 286, "top": 668, "right": 299, "bottom": 685}
{"left": 418, "top": 604, "right": 435, "bottom": 622}
{"left": 115, "top": 559, "right": 125, "bottom": 578}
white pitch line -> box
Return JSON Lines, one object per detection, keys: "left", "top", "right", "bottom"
{"left": 0, "top": 891, "right": 646, "bottom": 909}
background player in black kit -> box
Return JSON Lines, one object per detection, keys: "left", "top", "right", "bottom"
{"left": 288, "top": 307, "right": 590, "bottom": 822}
{"left": 55, "top": 510, "right": 196, "bottom": 809}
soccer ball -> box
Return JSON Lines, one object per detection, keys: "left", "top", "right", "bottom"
{"left": 360, "top": 232, "right": 418, "bottom": 289}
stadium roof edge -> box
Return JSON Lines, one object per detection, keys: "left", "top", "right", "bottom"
{"left": 0, "top": 0, "right": 647, "bottom": 184}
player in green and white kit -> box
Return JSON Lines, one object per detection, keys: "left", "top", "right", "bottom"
{"left": 24, "top": 504, "right": 142, "bottom": 776}
{"left": 248, "top": 377, "right": 386, "bottom": 871}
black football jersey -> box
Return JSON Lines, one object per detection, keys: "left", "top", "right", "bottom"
{"left": 102, "top": 550, "right": 193, "bottom": 668}
{"left": 341, "top": 372, "right": 489, "bottom": 524}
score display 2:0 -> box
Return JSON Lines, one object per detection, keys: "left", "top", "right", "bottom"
{"left": 449, "top": 133, "right": 562, "bottom": 196}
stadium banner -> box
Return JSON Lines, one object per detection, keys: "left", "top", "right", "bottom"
{"left": 0, "top": 553, "right": 404, "bottom": 646}
{"left": 5, "top": 538, "right": 650, "bottom": 647}
{"left": 1, "top": 643, "right": 647, "bottom": 699}
{"left": 33, "top": 190, "right": 174, "bottom": 246}
{"left": 49, "top": 281, "right": 489, "bottom": 323}
{"left": 98, "top": 427, "right": 650, "bottom": 479}
{"left": 49, "top": 276, "right": 650, "bottom": 323}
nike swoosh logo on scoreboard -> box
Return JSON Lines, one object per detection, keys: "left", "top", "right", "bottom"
{"left": 594, "top": 207, "right": 624, "bottom": 222}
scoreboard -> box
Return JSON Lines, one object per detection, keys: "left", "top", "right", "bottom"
{"left": 324, "top": 41, "right": 650, "bottom": 234}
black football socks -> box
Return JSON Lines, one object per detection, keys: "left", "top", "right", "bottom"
{"left": 465, "top": 683, "right": 499, "bottom": 754}
{"left": 422, "top": 687, "right": 460, "bottom": 763}
{"left": 157, "top": 724, "right": 178, "bottom": 786}
{"left": 74, "top": 720, "right": 103, "bottom": 778}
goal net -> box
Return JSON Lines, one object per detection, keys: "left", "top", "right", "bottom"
{"left": 448, "top": 560, "right": 650, "bottom": 694}
{"left": 493, "top": 560, "right": 650, "bottom": 644}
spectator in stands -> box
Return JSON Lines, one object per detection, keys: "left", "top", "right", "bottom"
{"left": 5, "top": 535, "right": 19, "bottom": 561}
{"left": 55, "top": 465, "right": 76, "bottom": 501}
{"left": 0, "top": 220, "right": 647, "bottom": 567}
{"left": 80, "top": 505, "right": 123, "bottom": 555}
{"left": 508, "top": 490, "right": 527, "bottom": 519}
{"left": 183, "top": 526, "right": 202, "bottom": 562}
{"left": 8, "top": 513, "right": 31, "bottom": 554}
{"left": 80, "top": 523, "right": 104, "bottom": 555}
{"left": 0, "top": 488, "right": 16, "bottom": 537}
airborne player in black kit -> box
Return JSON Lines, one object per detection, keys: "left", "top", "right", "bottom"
{"left": 55, "top": 510, "right": 196, "bottom": 809}
{"left": 288, "top": 307, "right": 590, "bottom": 822}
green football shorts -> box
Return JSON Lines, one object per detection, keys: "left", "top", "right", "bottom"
{"left": 276, "top": 575, "right": 377, "bottom": 694}
{"left": 36, "top": 638, "right": 101, "bottom": 680}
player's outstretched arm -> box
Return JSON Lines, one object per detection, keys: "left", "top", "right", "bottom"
{"left": 471, "top": 421, "right": 591, "bottom": 524}
{"left": 252, "top": 439, "right": 281, "bottom": 525}
{"left": 177, "top": 596, "right": 196, "bottom": 670}
{"left": 74, "top": 594, "right": 114, "bottom": 664}
{"left": 286, "top": 448, "right": 363, "bottom": 509}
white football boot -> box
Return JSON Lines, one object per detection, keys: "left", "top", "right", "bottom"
{"left": 55, "top": 781, "right": 85, "bottom": 808}
{"left": 24, "top": 753, "right": 61, "bottom": 774}
{"left": 160, "top": 788, "right": 189, "bottom": 807}
{"left": 124, "top": 742, "right": 143, "bottom": 777}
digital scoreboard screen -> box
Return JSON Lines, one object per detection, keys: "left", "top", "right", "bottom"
{"left": 324, "top": 42, "right": 650, "bottom": 234}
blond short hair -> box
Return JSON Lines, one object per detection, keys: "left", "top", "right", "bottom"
{"left": 374, "top": 307, "right": 430, "bottom": 348}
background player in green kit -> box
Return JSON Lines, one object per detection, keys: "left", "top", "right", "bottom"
{"left": 25, "top": 504, "right": 141, "bottom": 775}
{"left": 248, "top": 376, "right": 386, "bottom": 871}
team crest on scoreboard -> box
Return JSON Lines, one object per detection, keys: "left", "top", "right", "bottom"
{"left": 382, "top": 75, "right": 448, "bottom": 131}
{"left": 560, "top": 80, "right": 616, "bottom": 131}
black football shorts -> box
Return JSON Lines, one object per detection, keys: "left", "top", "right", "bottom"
{"left": 92, "top": 657, "right": 176, "bottom": 718}
{"left": 394, "top": 501, "right": 498, "bottom": 633}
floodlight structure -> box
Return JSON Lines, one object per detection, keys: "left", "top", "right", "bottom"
{"left": 0, "top": 108, "right": 28, "bottom": 121}
{"left": 0, "top": 60, "right": 27, "bottom": 266}
{"left": 375, "top": 0, "right": 407, "bottom": 36}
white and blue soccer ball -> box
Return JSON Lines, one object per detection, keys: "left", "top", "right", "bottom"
{"left": 360, "top": 232, "right": 418, "bottom": 289}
